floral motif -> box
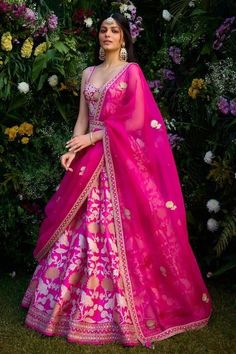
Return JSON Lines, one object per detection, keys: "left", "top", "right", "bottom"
{"left": 160, "top": 266, "right": 167, "bottom": 277}
{"left": 202, "top": 293, "right": 210, "bottom": 303}
{"left": 165, "top": 200, "right": 177, "bottom": 210}
{"left": 150, "top": 120, "right": 162, "bottom": 129}
{"left": 118, "top": 81, "right": 128, "bottom": 90}
{"left": 79, "top": 166, "right": 86, "bottom": 176}
{"left": 22, "top": 166, "right": 136, "bottom": 343}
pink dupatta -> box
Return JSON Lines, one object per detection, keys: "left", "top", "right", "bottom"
{"left": 34, "top": 63, "right": 211, "bottom": 347}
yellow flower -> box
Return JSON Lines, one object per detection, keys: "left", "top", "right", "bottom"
{"left": 1, "top": 32, "right": 13, "bottom": 51}
{"left": 5, "top": 125, "right": 19, "bottom": 141}
{"left": 21, "top": 137, "right": 29, "bottom": 144}
{"left": 59, "top": 82, "right": 67, "bottom": 91}
{"left": 21, "top": 37, "right": 34, "bottom": 58}
{"left": 188, "top": 87, "right": 199, "bottom": 99}
{"left": 18, "top": 122, "right": 33, "bottom": 136}
{"left": 188, "top": 78, "right": 206, "bottom": 99}
{"left": 34, "top": 42, "right": 47, "bottom": 56}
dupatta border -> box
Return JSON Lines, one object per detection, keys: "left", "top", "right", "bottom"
{"left": 103, "top": 130, "right": 145, "bottom": 343}
{"left": 35, "top": 155, "right": 104, "bottom": 261}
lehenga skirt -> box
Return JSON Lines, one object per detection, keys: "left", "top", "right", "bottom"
{"left": 21, "top": 164, "right": 139, "bottom": 346}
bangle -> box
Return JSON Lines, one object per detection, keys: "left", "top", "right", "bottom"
{"left": 89, "top": 131, "right": 95, "bottom": 145}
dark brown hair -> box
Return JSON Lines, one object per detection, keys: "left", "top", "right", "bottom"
{"left": 94, "top": 12, "right": 136, "bottom": 64}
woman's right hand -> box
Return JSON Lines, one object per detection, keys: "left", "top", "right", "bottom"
{"left": 60, "top": 151, "right": 76, "bottom": 172}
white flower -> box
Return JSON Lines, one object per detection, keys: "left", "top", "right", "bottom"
{"left": 128, "top": 4, "right": 136, "bottom": 12}
{"left": 18, "top": 82, "right": 29, "bottom": 94}
{"left": 124, "top": 12, "right": 132, "bottom": 20}
{"left": 206, "top": 199, "right": 220, "bottom": 213}
{"left": 162, "top": 10, "right": 173, "bottom": 22}
{"left": 206, "top": 272, "right": 213, "bottom": 278}
{"left": 9, "top": 271, "right": 16, "bottom": 278}
{"left": 48, "top": 74, "right": 58, "bottom": 87}
{"left": 84, "top": 17, "right": 93, "bottom": 28}
{"left": 207, "top": 218, "right": 219, "bottom": 232}
{"left": 120, "top": 4, "right": 128, "bottom": 13}
{"left": 235, "top": 172, "right": 236, "bottom": 179}
{"left": 204, "top": 150, "right": 214, "bottom": 164}
{"left": 150, "top": 119, "right": 162, "bottom": 129}
{"left": 189, "top": 1, "right": 195, "bottom": 7}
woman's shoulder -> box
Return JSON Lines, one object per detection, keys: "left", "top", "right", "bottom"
{"left": 127, "top": 61, "right": 143, "bottom": 76}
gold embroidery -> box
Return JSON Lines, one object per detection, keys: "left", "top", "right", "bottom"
{"left": 69, "top": 272, "right": 82, "bottom": 285}
{"left": 118, "top": 81, "right": 128, "bottom": 90}
{"left": 124, "top": 208, "right": 131, "bottom": 219}
{"left": 79, "top": 166, "right": 86, "bottom": 176}
{"left": 150, "top": 119, "right": 162, "bottom": 129}
{"left": 165, "top": 200, "right": 177, "bottom": 210}
{"left": 202, "top": 293, "right": 210, "bottom": 303}
{"left": 87, "top": 275, "right": 99, "bottom": 290}
{"left": 35, "top": 156, "right": 104, "bottom": 261}
{"left": 45, "top": 267, "right": 59, "bottom": 279}
{"left": 146, "top": 319, "right": 156, "bottom": 329}
{"left": 160, "top": 266, "right": 167, "bottom": 277}
{"left": 101, "top": 278, "right": 114, "bottom": 291}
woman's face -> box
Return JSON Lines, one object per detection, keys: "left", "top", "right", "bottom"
{"left": 99, "top": 18, "right": 124, "bottom": 52}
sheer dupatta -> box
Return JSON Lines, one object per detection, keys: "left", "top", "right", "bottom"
{"left": 101, "top": 63, "right": 211, "bottom": 346}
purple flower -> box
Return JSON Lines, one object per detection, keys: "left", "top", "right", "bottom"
{"left": 168, "top": 46, "right": 182, "bottom": 64}
{"left": 129, "top": 16, "right": 143, "bottom": 40}
{"left": 147, "top": 80, "right": 162, "bottom": 90}
{"left": 0, "top": 1, "right": 10, "bottom": 13}
{"left": 168, "top": 133, "right": 184, "bottom": 149}
{"left": 24, "top": 7, "right": 36, "bottom": 23}
{"left": 230, "top": 100, "right": 236, "bottom": 116}
{"left": 34, "top": 25, "right": 48, "bottom": 38}
{"left": 12, "top": 4, "right": 26, "bottom": 18}
{"left": 217, "top": 96, "right": 230, "bottom": 115}
{"left": 163, "top": 69, "right": 175, "bottom": 80}
{"left": 47, "top": 13, "right": 58, "bottom": 31}
{"left": 213, "top": 16, "right": 236, "bottom": 50}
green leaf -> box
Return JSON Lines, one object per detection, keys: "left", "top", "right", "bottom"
{"left": 54, "top": 41, "right": 70, "bottom": 54}
{"left": 32, "top": 54, "right": 48, "bottom": 81}
{"left": 190, "top": 9, "right": 207, "bottom": 16}
{"left": 54, "top": 99, "right": 68, "bottom": 122}
{"left": 7, "top": 95, "right": 28, "bottom": 112}
{"left": 37, "top": 73, "right": 48, "bottom": 91}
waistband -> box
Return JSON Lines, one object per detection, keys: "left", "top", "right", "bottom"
{"left": 89, "top": 120, "right": 105, "bottom": 130}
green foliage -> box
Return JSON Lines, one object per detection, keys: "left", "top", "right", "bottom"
{"left": 0, "top": 0, "right": 236, "bottom": 282}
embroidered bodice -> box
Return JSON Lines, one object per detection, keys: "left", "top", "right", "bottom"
{"left": 83, "top": 64, "right": 130, "bottom": 130}
{"left": 83, "top": 80, "right": 102, "bottom": 121}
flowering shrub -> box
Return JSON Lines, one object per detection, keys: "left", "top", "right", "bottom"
{"left": 140, "top": 0, "right": 236, "bottom": 279}
{"left": 0, "top": 0, "right": 235, "bottom": 282}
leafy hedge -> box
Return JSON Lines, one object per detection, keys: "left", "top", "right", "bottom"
{"left": 0, "top": 0, "right": 235, "bottom": 283}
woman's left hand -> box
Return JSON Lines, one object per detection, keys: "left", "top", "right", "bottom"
{"left": 65, "top": 134, "right": 92, "bottom": 153}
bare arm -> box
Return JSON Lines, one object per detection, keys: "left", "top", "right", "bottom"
{"left": 72, "top": 67, "right": 90, "bottom": 137}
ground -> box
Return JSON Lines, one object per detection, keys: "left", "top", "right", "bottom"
{"left": 0, "top": 273, "right": 235, "bottom": 354}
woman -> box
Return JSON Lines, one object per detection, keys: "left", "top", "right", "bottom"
{"left": 22, "top": 12, "right": 212, "bottom": 348}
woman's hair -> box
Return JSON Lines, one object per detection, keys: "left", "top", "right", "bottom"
{"left": 94, "top": 12, "right": 136, "bottom": 64}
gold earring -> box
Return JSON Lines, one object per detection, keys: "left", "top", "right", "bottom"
{"left": 99, "top": 47, "right": 105, "bottom": 61}
{"left": 120, "top": 42, "right": 127, "bottom": 61}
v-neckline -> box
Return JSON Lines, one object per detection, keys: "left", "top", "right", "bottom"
{"left": 87, "top": 63, "right": 131, "bottom": 91}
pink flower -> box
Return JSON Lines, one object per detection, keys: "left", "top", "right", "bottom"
{"left": 47, "top": 13, "right": 58, "bottom": 31}
{"left": 24, "top": 7, "right": 36, "bottom": 23}
{"left": 230, "top": 100, "right": 236, "bottom": 116}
